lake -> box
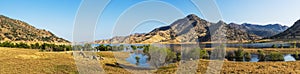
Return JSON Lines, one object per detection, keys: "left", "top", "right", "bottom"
{"left": 93, "top": 43, "right": 298, "bottom": 67}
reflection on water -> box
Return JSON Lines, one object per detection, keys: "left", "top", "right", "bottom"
{"left": 94, "top": 44, "right": 298, "bottom": 67}
{"left": 126, "top": 53, "right": 150, "bottom": 67}
{"left": 284, "top": 54, "right": 296, "bottom": 61}
{"left": 240, "top": 54, "right": 296, "bottom": 62}
{"left": 250, "top": 54, "right": 259, "bottom": 62}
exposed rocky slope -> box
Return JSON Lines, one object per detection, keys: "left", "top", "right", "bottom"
{"left": 0, "top": 15, "right": 69, "bottom": 43}
{"left": 270, "top": 20, "right": 300, "bottom": 39}
{"left": 96, "top": 14, "right": 261, "bottom": 44}
{"left": 229, "top": 23, "right": 288, "bottom": 38}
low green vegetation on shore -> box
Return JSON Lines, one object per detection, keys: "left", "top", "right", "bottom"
{"left": 0, "top": 41, "right": 72, "bottom": 51}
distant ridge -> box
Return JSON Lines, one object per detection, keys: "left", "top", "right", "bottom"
{"left": 228, "top": 23, "right": 288, "bottom": 38}
{"left": 0, "top": 15, "right": 69, "bottom": 43}
{"left": 270, "top": 19, "right": 300, "bottom": 39}
{"left": 96, "top": 14, "right": 262, "bottom": 44}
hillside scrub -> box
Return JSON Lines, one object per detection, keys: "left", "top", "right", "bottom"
{"left": 0, "top": 41, "right": 72, "bottom": 51}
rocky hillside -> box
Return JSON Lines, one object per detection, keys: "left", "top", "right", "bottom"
{"left": 0, "top": 15, "right": 69, "bottom": 43}
{"left": 270, "top": 20, "right": 300, "bottom": 39}
{"left": 96, "top": 14, "right": 261, "bottom": 44}
{"left": 229, "top": 23, "right": 288, "bottom": 38}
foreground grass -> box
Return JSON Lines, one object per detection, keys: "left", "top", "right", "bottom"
{"left": 0, "top": 47, "right": 77, "bottom": 74}
{"left": 97, "top": 51, "right": 300, "bottom": 74}
{"left": 2, "top": 47, "right": 300, "bottom": 74}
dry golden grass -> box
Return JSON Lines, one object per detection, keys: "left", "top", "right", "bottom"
{"left": 97, "top": 51, "right": 300, "bottom": 74}
{"left": 0, "top": 47, "right": 77, "bottom": 74}
{"left": 2, "top": 47, "right": 300, "bottom": 74}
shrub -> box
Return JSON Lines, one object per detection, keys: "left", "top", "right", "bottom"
{"left": 244, "top": 52, "right": 251, "bottom": 61}
{"left": 147, "top": 46, "right": 176, "bottom": 68}
{"left": 0, "top": 41, "right": 14, "bottom": 47}
{"left": 226, "top": 51, "right": 235, "bottom": 61}
{"left": 176, "top": 53, "right": 181, "bottom": 61}
{"left": 30, "top": 43, "right": 40, "bottom": 49}
{"left": 181, "top": 48, "right": 209, "bottom": 60}
{"left": 118, "top": 45, "right": 124, "bottom": 51}
{"left": 294, "top": 42, "right": 297, "bottom": 48}
{"left": 293, "top": 51, "right": 300, "bottom": 60}
{"left": 142, "top": 45, "right": 150, "bottom": 53}
{"left": 266, "top": 52, "right": 284, "bottom": 61}
{"left": 165, "top": 48, "right": 176, "bottom": 62}
{"left": 210, "top": 44, "right": 226, "bottom": 60}
{"left": 296, "top": 51, "right": 299, "bottom": 60}
{"left": 16, "top": 42, "right": 30, "bottom": 48}
{"left": 199, "top": 49, "right": 209, "bottom": 59}
{"left": 272, "top": 44, "right": 278, "bottom": 48}
{"left": 234, "top": 48, "right": 244, "bottom": 61}
{"left": 131, "top": 45, "right": 137, "bottom": 51}
{"left": 135, "top": 56, "right": 140, "bottom": 65}
{"left": 258, "top": 50, "right": 266, "bottom": 61}
{"left": 95, "top": 44, "right": 105, "bottom": 51}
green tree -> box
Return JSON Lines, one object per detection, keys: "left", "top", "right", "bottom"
{"left": 95, "top": 44, "right": 106, "bottom": 51}
{"left": 266, "top": 52, "right": 284, "bottom": 61}
{"left": 135, "top": 56, "right": 140, "bottom": 65}
{"left": 244, "top": 52, "right": 251, "bottom": 61}
{"left": 131, "top": 45, "right": 137, "bottom": 51}
{"left": 234, "top": 48, "right": 244, "bottom": 61}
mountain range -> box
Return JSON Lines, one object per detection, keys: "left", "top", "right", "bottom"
{"left": 229, "top": 23, "right": 288, "bottom": 38}
{"left": 96, "top": 14, "right": 289, "bottom": 44}
{"left": 0, "top": 14, "right": 294, "bottom": 44}
{"left": 0, "top": 15, "right": 69, "bottom": 43}
{"left": 270, "top": 19, "right": 300, "bottom": 39}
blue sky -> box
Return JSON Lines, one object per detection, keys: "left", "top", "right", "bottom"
{"left": 1, "top": 0, "right": 300, "bottom": 41}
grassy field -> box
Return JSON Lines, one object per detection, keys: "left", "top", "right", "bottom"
{"left": 97, "top": 51, "right": 300, "bottom": 74}
{"left": 0, "top": 47, "right": 77, "bottom": 74}
{"left": 1, "top": 47, "right": 300, "bottom": 74}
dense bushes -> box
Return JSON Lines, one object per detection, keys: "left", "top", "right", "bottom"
{"left": 226, "top": 51, "right": 235, "bottom": 61}
{"left": 244, "top": 52, "right": 251, "bottom": 61}
{"left": 292, "top": 51, "right": 300, "bottom": 60}
{"left": 0, "top": 41, "right": 15, "bottom": 47}
{"left": 0, "top": 41, "right": 72, "bottom": 51}
{"left": 95, "top": 44, "right": 112, "bottom": 51}
{"left": 131, "top": 45, "right": 137, "bottom": 51}
{"left": 147, "top": 46, "right": 177, "bottom": 68}
{"left": 210, "top": 44, "right": 226, "bottom": 60}
{"left": 257, "top": 50, "right": 284, "bottom": 61}
{"left": 265, "top": 52, "right": 284, "bottom": 61}
{"left": 226, "top": 48, "right": 251, "bottom": 61}
{"left": 234, "top": 48, "right": 244, "bottom": 61}
{"left": 182, "top": 48, "right": 209, "bottom": 60}
{"left": 258, "top": 50, "right": 266, "bottom": 61}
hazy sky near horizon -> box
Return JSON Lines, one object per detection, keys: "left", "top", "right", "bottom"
{"left": 1, "top": 0, "right": 300, "bottom": 41}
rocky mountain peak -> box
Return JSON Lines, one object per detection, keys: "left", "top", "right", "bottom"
{"left": 96, "top": 14, "right": 262, "bottom": 44}
{"left": 186, "top": 14, "right": 201, "bottom": 21}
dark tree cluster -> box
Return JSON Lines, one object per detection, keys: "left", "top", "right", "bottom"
{"left": 0, "top": 41, "right": 72, "bottom": 51}
{"left": 95, "top": 44, "right": 112, "bottom": 51}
